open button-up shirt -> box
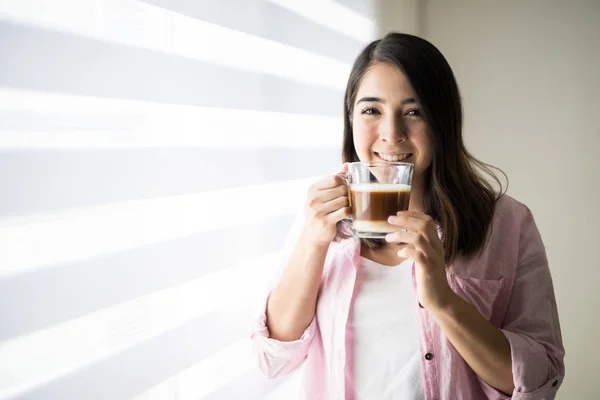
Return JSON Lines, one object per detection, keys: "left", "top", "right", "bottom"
{"left": 251, "top": 196, "right": 565, "bottom": 400}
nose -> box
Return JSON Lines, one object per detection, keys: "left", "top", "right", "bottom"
{"left": 379, "top": 115, "right": 407, "bottom": 144}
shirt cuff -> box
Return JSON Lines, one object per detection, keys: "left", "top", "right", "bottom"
{"left": 251, "top": 312, "right": 317, "bottom": 359}
{"left": 485, "top": 329, "right": 563, "bottom": 399}
{"left": 250, "top": 293, "right": 317, "bottom": 378}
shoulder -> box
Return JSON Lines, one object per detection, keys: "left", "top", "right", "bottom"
{"left": 454, "top": 195, "right": 536, "bottom": 270}
{"left": 490, "top": 194, "right": 539, "bottom": 240}
{"left": 485, "top": 194, "right": 545, "bottom": 263}
{"left": 493, "top": 194, "right": 533, "bottom": 224}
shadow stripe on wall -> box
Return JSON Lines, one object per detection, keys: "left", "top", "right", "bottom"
{"left": 140, "top": 0, "right": 363, "bottom": 63}
{"left": 0, "top": 147, "right": 339, "bottom": 217}
{"left": 0, "top": 213, "right": 294, "bottom": 341}
{"left": 0, "top": 21, "right": 343, "bottom": 116}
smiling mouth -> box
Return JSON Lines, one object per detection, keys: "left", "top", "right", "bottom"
{"left": 375, "top": 152, "right": 413, "bottom": 162}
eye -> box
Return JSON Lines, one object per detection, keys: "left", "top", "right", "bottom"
{"left": 405, "top": 109, "right": 422, "bottom": 118}
{"left": 361, "top": 107, "right": 380, "bottom": 116}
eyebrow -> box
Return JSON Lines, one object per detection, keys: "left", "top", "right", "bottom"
{"left": 356, "top": 96, "right": 417, "bottom": 106}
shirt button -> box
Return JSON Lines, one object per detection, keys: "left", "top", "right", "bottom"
{"left": 425, "top": 352, "right": 434, "bottom": 361}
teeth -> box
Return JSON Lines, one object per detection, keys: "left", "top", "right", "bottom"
{"left": 378, "top": 153, "right": 411, "bottom": 162}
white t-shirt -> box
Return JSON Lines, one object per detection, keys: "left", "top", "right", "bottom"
{"left": 346, "top": 256, "right": 425, "bottom": 400}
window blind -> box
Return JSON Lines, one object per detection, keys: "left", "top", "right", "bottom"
{"left": 0, "top": 1, "right": 376, "bottom": 399}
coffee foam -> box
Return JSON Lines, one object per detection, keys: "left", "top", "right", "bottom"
{"left": 349, "top": 183, "right": 411, "bottom": 192}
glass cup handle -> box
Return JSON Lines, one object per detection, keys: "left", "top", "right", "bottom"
{"left": 343, "top": 172, "right": 352, "bottom": 222}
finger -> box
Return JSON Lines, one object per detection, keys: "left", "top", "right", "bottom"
{"left": 326, "top": 206, "right": 352, "bottom": 223}
{"left": 389, "top": 212, "right": 430, "bottom": 228}
{"left": 397, "top": 245, "right": 425, "bottom": 263}
{"left": 385, "top": 229, "right": 418, "bottom": 245}
{"left": 313, "top": 174, "right": 347, "bottom": 191}
{"left": 386, "top": 229, "right": 437, "bottom": 256}
{"left": 315, "top": 184, "right": 348, "bottom": 204}
{"left": 389, "top": 213, "right": 438, "bottom": 238}
{"left": 307, "top": 187, "right": 346, "bottom": 211}
{"left": 395, "top": 210, "right": 431, "bottom": 220}
{"left": 397, "top": 244, "right": 432, "bottom": 266}
{"left": 387, "top": 215, "right": 418, "bottom": 233}
{"left": 389, "top": 217, "right": 441, "bottom": 254}
{"left": 320, "top": 195, "right": 349, "bottom": 214}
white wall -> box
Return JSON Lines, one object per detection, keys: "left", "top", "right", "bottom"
{"left": 379, "top": 0, "right": 600, "bottom": 398}
{"left": 376, "top": 0, "right": 423, "bottom": 36}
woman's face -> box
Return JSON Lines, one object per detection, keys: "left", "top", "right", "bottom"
{"left": 352, "top": 62, "right": 433, "bottom": 180}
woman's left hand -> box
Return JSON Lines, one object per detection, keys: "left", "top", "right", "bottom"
{"left": 386, "top": 211, "right": 454, "bottom": 311}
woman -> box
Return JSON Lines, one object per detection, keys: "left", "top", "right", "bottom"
{"left": 251, "top": 32, "right": 564, "bottom": 400}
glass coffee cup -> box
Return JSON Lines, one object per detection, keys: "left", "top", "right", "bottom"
{"left": 345, "top": 162, "right": 414, "bottom": 239}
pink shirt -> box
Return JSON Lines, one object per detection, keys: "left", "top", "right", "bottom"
{"left": 250, "top": 196, "right": 565, "bottom": 399}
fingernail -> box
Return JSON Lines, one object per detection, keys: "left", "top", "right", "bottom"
{"left": 385, "top": 234, "right": 392, "bottom": 242}
{"left": 388, "top": 216, "right": 394, "bottom": 223}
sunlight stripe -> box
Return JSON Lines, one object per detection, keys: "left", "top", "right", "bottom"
{"left": 0, "top": 251, "right": 282, "bottom": 399}
{"left": 131, "top": 338, "right": 256, "bottom": 400}
{"left": 0, "top": 177, "right": 313, "bottom": 279}
{"left": 0, "top": 0, "right": 350, "bottom": 89}
{"left": 0, "top": 89, "right": 342, "bottom": 149}
{"left": 266, "top": 0, "right": 376, "bottom": 43}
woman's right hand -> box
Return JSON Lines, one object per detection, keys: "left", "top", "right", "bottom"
{"left": 302, "top": 164, "right": 352, "bottom": 247}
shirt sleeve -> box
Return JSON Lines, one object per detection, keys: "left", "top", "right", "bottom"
{"left": 249, "top": 208, "right": 318, "bottom": 379}
{"left": 479, "top": 207, "right": 565, "bottom": 399}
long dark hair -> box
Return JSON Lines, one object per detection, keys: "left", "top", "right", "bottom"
{"left": 341, "top": 32, "right": 506, "bottom": 265}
